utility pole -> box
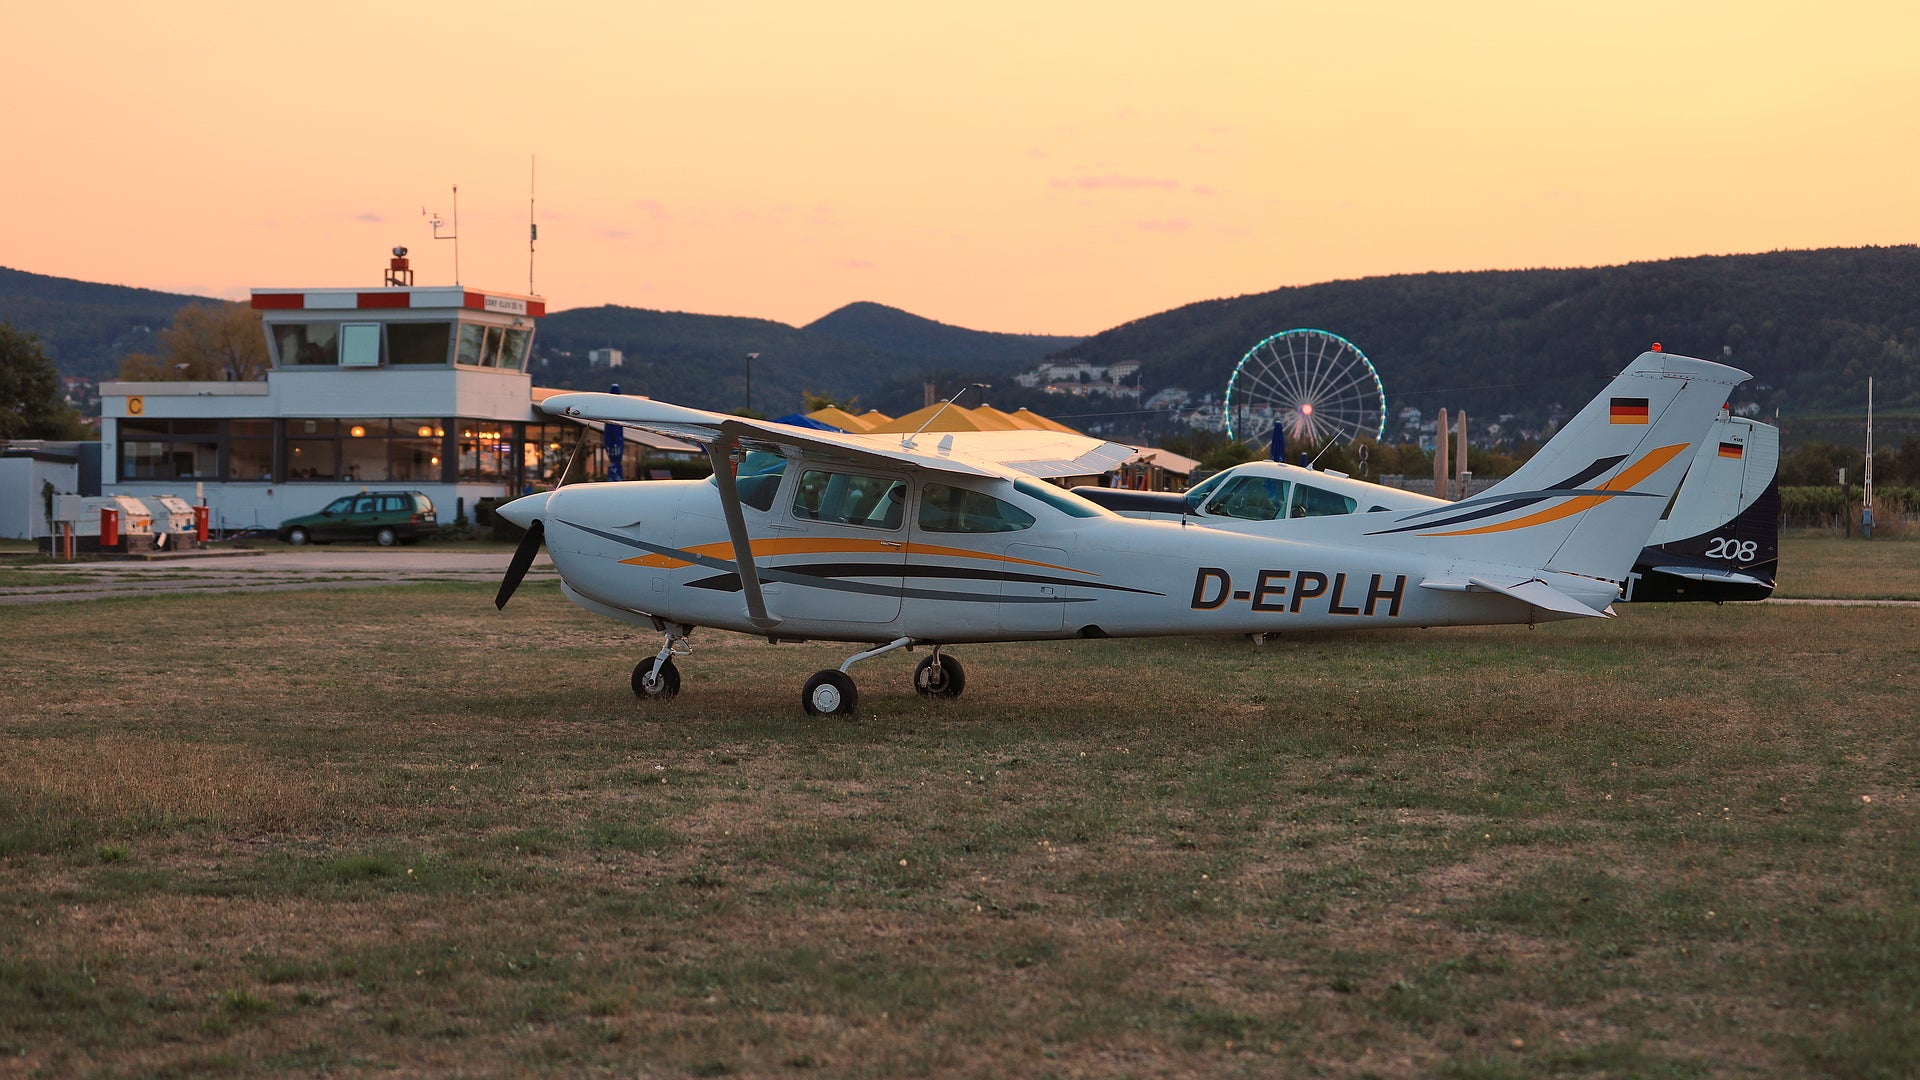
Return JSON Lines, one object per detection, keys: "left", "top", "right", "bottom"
{"left": 745, "top": 353, "right": 759, "bottom": 414}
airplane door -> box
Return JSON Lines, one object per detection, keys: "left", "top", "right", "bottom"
{"left": 786, "top": 468, "right": 907, "bottom": 624}
{"left": 1001, "top": 544, "right": 1068, "bottom": 632}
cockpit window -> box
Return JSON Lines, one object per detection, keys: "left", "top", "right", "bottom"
{"left": 919, "top": 483, "right": 1035, "bottom": 533}
{"left": 1290, "top": 484, "right": 1358, "bottom": 518}
{"left": 1202, "top": 475, "right": 1291, "bottom": 521}
{"left": 794, "top": 469, "right": 907, "bottom": 529}
{"left": 1013, "top": 477, "right": 1107, "bottom": 518}
{"left": 719, "top": 451, "right": 788, "bottom": 512}
{"left": 1183, "top": 471, "right": 1229, "bottom": 514}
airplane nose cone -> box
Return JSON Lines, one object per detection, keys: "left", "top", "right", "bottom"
{"left": 495, "top": 490, "right": 551, "bottom": 529}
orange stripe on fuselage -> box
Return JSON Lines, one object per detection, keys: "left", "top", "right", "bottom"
{"left": 621, "top": 536, "right": 1094, "bottom": 575}
{"left": 1416, "top": 443, "right": 1690, "bottom": 537}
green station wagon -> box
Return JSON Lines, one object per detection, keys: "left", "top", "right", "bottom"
{"left": 278, "top": 491, "right": 439, "bottom": 546}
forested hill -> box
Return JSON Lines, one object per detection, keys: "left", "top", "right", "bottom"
{"left": 0, "top": 266, "right": 209, "bottom": 377}
{"left": 536, "top": 301, "right": 1079, "bottom": 413}
{"left": 1059, "top": 247, "right": 1920, "bottom": 420}
{"left": 802, "top": 302, "right": 1082, "bottom": 367}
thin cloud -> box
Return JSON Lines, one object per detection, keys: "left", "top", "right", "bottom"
{"left": 840, "top": 258, "right": 876, "bottom": 270}
{"left": 353, "top": 212, "right": 386, "bottom": 223}
{"left": 1051, "top": 175, "right": 1182, "bottom": 192}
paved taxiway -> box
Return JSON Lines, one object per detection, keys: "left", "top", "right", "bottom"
{"left": 0, "top": 547, "right": 553, "bottom": 605}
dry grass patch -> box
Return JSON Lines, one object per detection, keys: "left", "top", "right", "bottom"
{"left": 1, "top": 578, "right": 1916, "bottom": 1076}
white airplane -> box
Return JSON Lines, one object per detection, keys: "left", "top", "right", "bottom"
{"left": 494, "top": 349, "right": 1747, "bottom": 715}
{"left": 1077, "top": 414, "right": 1780, "bottom": 602}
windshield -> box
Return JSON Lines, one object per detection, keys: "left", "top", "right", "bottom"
{"left": 709, "top": 450, "right": 789, "bottom": 511}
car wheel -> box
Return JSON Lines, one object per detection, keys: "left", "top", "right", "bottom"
{"left": 287, "top": 527, "right": 310, "bottom": 546}
{"left": 376, "top": 526, "right": 398, "bottom": 547}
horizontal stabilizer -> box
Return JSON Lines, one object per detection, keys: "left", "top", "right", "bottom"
{"left": 1643, "top": 565, "right": 1772, "bottom": 588}
{"left": 1421, "top": 575, "right": 1612, "bottom": 618}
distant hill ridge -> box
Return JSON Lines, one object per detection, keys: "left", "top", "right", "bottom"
{"left": 5, "top": 247, "right": 1916, "bottom": 418}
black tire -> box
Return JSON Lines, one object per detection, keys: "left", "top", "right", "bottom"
{"left": 287, "top": 527, "right": 310, "bottom": 546}
{"left": 633, "top": 657, "right": 681, "bottom": 700}
{"left": 913, "top": 654, "right": 966, "bottom": 698}
{"left": 375, "top": 526, "right": 399, "bottom": 547}
{"left": 802, "top": 670, "right": 857, "bottom": 716}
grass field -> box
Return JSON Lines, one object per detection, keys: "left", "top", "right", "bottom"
{"left": 3, "top": 540, "right": 1917, "bottom": 1077}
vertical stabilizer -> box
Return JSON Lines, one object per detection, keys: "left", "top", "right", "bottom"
{"left": 1359, "top": 350, "right": 1749, "bottom": 584}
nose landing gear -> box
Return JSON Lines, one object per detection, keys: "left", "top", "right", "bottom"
{"left": 633, "top": 627, "right": 693, "bottom": 700}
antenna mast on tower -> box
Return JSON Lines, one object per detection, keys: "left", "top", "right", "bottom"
{"left": 426, "top": 185, "right": 460, "bottom": 285}
{"left": 529, "top": 155, "right": 539, "bottom": 296}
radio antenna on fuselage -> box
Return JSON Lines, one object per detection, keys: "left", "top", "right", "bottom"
{"left": 901, "top": 383, "right": 990, "bottom": 450}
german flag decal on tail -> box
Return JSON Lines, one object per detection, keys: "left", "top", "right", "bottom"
{"left": 1609, "top": 397, "right": 1650, "bottom": 424}
{"left": 1718, "top": 441, "right": 1744, "bottom": 459}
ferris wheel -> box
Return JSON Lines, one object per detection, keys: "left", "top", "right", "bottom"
{"left": 1223, "top": 329, "right": 1387, "bottom": 450}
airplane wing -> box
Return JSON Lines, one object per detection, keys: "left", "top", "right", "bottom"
{"left": 540, "top": 392, "right": 1137, "bottom": 480}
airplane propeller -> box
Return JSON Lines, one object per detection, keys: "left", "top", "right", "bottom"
{"left": 494, "top": 424, "right": 593, "bottom": 610}
{"left": 494, "top": 518, "right": 545, "bottom": 609}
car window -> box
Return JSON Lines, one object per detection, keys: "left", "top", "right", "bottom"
{"left": 1290, "top": 484, "right": 1358, "bottom": 518}
{"left": 1203, "top": 475, "right": 1290, "bottom": 521}
{"left": 794, "top": 469, "right": 905, "bottom": 529}
{"left": 324, "top": 497, "right": 354, "bottom": 513}
{"left": 380, "top": 495, "right": 407, "bottom": 512}
{"left": 352, "top": 496, "right": 378, "bottom": 513}
{"left": 918, "top": 483, "right": 1035, "bottom": 533}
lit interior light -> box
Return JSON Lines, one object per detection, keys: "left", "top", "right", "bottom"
{"left": 418, "top": 426, "right": 433, "bottom": 438}
{"left": 350, "top": 425, "right": 367, "bottom": 438}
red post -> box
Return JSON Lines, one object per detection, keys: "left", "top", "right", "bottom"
{"left": 101, "top": 507, "right": 120, "bottom": 547}
{"left": 195, "top": 505, "right": 210, "bottom": 542}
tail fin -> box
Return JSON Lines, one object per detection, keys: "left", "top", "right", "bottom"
{"left": 1631, "top": 415, "right": 1780, "bottom": 600}
{"left": 1360, "top": 350, "right": 1749, "bottom": 582}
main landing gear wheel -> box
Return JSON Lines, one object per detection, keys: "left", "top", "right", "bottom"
{"left": 803, "top": 670, "right": 858, "bottom": 716}
{"left": 633, "top": 657, "right": 681, "bottom": 700}
{"left": 913, "top": 654, "right": 966, "bottom": 698}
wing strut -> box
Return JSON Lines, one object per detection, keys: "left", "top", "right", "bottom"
{"left": 708, "top": 422, "right": 780, "bottom": 630}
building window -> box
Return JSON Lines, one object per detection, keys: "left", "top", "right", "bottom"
{"left": 457, "top": 420, "right": 514, "bottom": 481}
{"left": 390, "top": 418, "right": 446, "bottom": 482}
{"left": 456, "top": 323, "right": 489, "bottom": 367}
{"left": 276, "top": 324, "right": 339, "bottom": 366}
{"left": 229, "top": 419, "right": 274, "bottom": 480}
{"left": 340, "top": 323, "right": 382, "bottom": 367}
{"left": 388, "top": 322, "right": 451, "bottom": 365}
{"left": 119, "top": 419, "right": 220, "bottom": 480}
{"left": 499, "top": 328, "right": 531, "bottom": 372}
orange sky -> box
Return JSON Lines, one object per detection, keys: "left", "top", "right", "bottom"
{"left": 3, "top": 1, "right": 1915, "bottom": 336}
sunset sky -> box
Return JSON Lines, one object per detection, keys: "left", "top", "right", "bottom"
{"left": 4, "top": 1, "right": 1915, "bottom": 336}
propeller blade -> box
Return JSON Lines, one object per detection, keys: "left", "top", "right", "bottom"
{"left": 495, "top": 518, "right": 545, "bottom": 610}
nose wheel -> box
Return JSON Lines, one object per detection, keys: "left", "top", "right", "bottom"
{"left": 633, "top": 657, "right": 681, "bottom": 699}
{"left": 633, "top": 626, "right": 693, "bottom": 701}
